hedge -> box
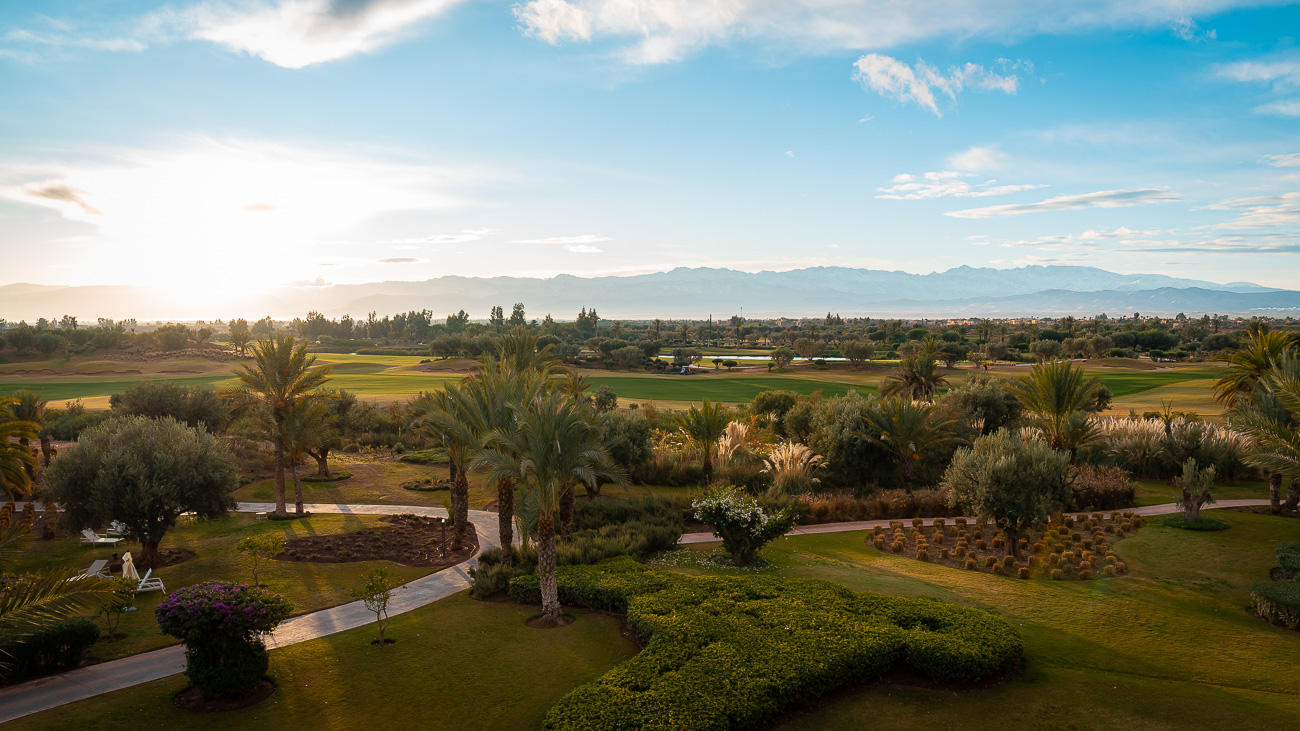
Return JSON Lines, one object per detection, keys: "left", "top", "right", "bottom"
{"left": 510, "top": 557, "right": 1022, "bottom": 730}
{"left": 2, "top": 619, "right": 100, "bottom": 681}
{"left": 1277, "top": 542, "right": 1300, "bottom": 580}
{"left": 1252, "top": 579, "right": 1300, "bottom": 630}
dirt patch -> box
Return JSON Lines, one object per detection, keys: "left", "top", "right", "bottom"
{"left": 7, "top": 369, "right": 58, "bottom": 376}
{"left": 526, "top": 612, "right": 576, "bottom": 629}
{"left": 276, "top": 514, "right": 476, "bottom": 567}
{"left": 74, "top": 370, "right": 142, "bottom": 376}
{"left": 160, "top": 369, "right": 200, "bottom": 374}
{"left": 174, "top": 679, "right": 275, "bottom": 712}
{"left": 143, "top": 548, "right": 197, "bottom": 570}
{"left": 866, "top": 511, "right": 1143, "bottom": 580}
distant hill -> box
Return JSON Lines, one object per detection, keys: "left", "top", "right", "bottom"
{"left": 1, "top": 265, "right": 1295, "bottom": 321}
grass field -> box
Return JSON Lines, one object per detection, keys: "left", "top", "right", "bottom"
{"left": 0, "top": 353, "right": 1227, "bottom": 416}
{"left": 15, "top": 508, "right": 1300, "bottom": 729}
{"left": 232, "top": 454, "right": 500, "bottom": 509}
{"left": 12, "top": 514, "right": 437, "bottom": 662}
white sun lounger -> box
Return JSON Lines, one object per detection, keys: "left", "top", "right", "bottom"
{"left": 79, "top": 529, "right": 123, "bottom": 547}
{"left": 75, "top": 559, "right": 110, "bottom": 579}
{"left": 136, "top": 568, "right": 165, "bottom": 593}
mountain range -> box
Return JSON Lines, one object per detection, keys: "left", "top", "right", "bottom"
{"left": 1, "top": 266, "right": 1297, "bottom": 321}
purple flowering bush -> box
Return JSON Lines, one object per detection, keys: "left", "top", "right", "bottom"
{"left": 156, "top": 581, "right": 293, "bottom": 697}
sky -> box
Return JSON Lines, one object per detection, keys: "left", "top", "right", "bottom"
{"left": 1, "top": 0, "right": 1299, "bottom": 311}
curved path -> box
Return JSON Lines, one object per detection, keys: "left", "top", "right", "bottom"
{"left": 0, "top": 498, "right": 1275, "bottom": 722}
{"left": 0, "top": 503, "right": 502, "bottom": 724}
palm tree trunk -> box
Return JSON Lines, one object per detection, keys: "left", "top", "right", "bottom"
{"left": 1269, "top": 472, "right": 1282, "bottom": 515}
{"left": 702, "top": 446, "right": 713, "bottom": 485}
{"left": 537, "top": 515, "right": 561, "bottom": 624}
{"left": 1286, "top": 477, "right": 1299, "bottom": 512}
{"left": 451, "top": 462, "right": 469, "bottom": 550}
{"left": 273, "top": 414, "right": 287, "bottom": 516}
{"left": 559, "top": 484, "right": 574, "bottom": 542}
{"left": 497, "top": 477, "right": 514, "bottom": 567}
{"left": 291, "top": 460, "right": 305, "bottom": 515}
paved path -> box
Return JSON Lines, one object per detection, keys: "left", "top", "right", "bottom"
{"left": 678, "top": 499, "right": 1274, "bottom": 544}
{"left": 0, "top": 504, "right": 502, "bottom": 724}
{"left": 0, "top": 498, "right": 1275, "bottom": 722}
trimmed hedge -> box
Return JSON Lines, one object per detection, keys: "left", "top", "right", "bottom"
{"left": 1252, "top": 579, "right": 1300, "bottom": 630}
{"left": 1277, "top": 542, "right": 1300, "bottom": 580}
{"left": 510, "top": 557, "right": 1021, "bottom": 730}
{"left": 2, "top": 619, "right": 100, "bottom": 681}
{"left": 1154, "top": 514, "right": 1231, "bottom": 531}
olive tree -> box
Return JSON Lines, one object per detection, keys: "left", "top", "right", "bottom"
{"left": 46, "top": 416, "right": 237, "bottom": 567}
{"left": 941, "top": 429, "right": 1072, "bottom": 558}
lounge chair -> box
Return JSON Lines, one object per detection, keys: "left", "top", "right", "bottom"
{"left": 107, "top": 521, "right": 130, "bottom": 537}
{"left": 136, "top": 568, "right": 165, "bottom": 593}
{"left": 75, "top": 559, "right": 110, "bottom": 579}
{"left": 79, "top": 529, "right": 123, "bottom": 547}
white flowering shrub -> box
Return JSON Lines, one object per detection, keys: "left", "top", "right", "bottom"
{"left": 692, "top": 486, "right": 796, "bottom": 564}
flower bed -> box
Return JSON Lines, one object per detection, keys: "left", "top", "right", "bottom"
{"left": 866, "top": 512, "right": 1143, "bottom": 580}
{"left": 509, "top": 557, "right": 1022, "bottom": 730}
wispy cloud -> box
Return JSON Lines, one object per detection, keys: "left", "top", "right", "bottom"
{"left": 877, "top": 170, "right": 1043, "bottom": 200}
{"left": 1215, "top": 55, "right": 1300, "bottom": 88}
{"left": 384, "top": 228, "right": 496, "bottom": 245}
{"left": 378, "top": 257, "right": 420, "bottom": 263}
{"left": 852, "top": 54, "right": 1018, "bottom": 115}
{"left": 1205, "top": 192, "right": 1300, "bottom": 229}
{"left": 565, "top": 244, "right": 604, "bottom": 253}
{"left": 945, "top": 189, "right": 1180, "bottom": 218}
{"left": 512, "top": 234, "right": 611, "bottom": 245}
{"left": 512, "top": 1, "right": 1250, "bottom": 65}
{"left": 152, "top": 0, "right": 465, "bottom": 68}
{"left": 1255, "top": 99, "right": 1300, "bottom": 117}
{"left": 974, "top": 227, "right": 1300, "bottom": 256}
{"left": 948, "top": 146, "right": 1006, "bottom": 172}
{"left": 1264, "top": 153, "right": 1300, "bottom": 167}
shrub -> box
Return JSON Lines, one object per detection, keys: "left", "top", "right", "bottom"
{"left": 1, "top": 619, "right": 100, "bottom": 681}
{"left": 1069, "top": 464, "right": 1136, "bottom": 511}
{"left": 1017, "top": 567, "right": 1030, "bottom": 579}
{"left": 514, "top": 557, "right": 1021, "bottom": 730}
{"left": 1153, "top": 514, "right": 1231, "bottom": 531}
{"left": 155, "top": 581, "right": 292, "bottom": 697}
{"left": 1252, "top": 580, "right": 1300, "bottom": 630}
{"left": 1051, "top": 569, "right": 1064, "bottom": 580}
{"left": 692, "top": 487, "right": 796, "bottom": 565}
{"left": 1277, "top": 542, "right": 1300, "bottom": 580}
{"left": 236, "top": 534, "right": 285, "bottom": 585}
{"left": 1078, "top": 569, "right": 1092, "bottom": 580}
{"left": 964, "top": 558, "right": 977, "bottom": 570}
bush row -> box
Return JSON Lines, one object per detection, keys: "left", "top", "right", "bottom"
{"left": 1277, "top": 542, "right": 1300, "bottom": 580}
{"left": 1, "top": 619, "right": 100, "bottom": 682}
{"left": 511, "top": 557, "right": 1022, "bottom": 731}
{"left": 1252, "top": 580, "right": 1300, "bottom": 630}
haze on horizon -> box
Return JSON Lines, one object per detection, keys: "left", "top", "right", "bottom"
{"left": 1, "top": 0, "right": 1298, "bottom": 315}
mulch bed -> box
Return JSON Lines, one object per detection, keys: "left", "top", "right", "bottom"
{"left": 275, "top": 514, "right": 477, "bottom": 567}
{"left": 144, "top": 548, "right": 196, "bottom": 570}
{"left": 867, "top": 511, "right": 1144, "bottom": 580}
{"left": 174, "top": 679, "right": 274, "bottom": 712}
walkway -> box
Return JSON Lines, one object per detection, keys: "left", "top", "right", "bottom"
{"left": 678, "top": 499, "right": 1274, "bottom": 543}
{"left": 0, "top": 498, "right": 1276, "bottom": 722}
{"left": 0, "top": 503, "right": 501, "bottom": 724}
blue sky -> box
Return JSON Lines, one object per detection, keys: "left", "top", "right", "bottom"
{"left": 1, "top": 0, "right": 1298, "bottom": 309}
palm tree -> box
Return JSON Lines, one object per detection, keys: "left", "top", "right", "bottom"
{"left": 880, "top": 354, "right": 948, "bottom": 402}
{"left": 495, "top": 326, "right": 558, "bottom": 374}
{"left": 859, "top": 397, "right": 963, "bottom": 492}
{"left": 473, "top": 392, "right": 622, "bottom": 626}
{"left": 237, "top": 334, "right": 333, "bottom": 517}
{"left": 1229, "top": 353, "right": 1300, "bottom": 513}
{"left": 1213, "top": 330, "right": 1294, "bottom": 407}
{"left": 276, "top": 397, "right": 334, "bottom": 515}
{"left": 0, "top": 402, "right": 39, "bottom": 500}
{"left": 559, "top": 371, "right": 590, "bottom": 401}
{"left": 1015, "top": 360, "right": 1101, "bottom": 454}
{"left": 674, "top": 400, "right": 732, "bottom": 485}
{"left": 5, "top": 391, "right": 46, "bottom": 449}
{"left": 410, "top": 386, "right": 476, "bottom": 549}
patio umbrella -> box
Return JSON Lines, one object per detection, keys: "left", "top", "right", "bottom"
{"left": 121, "top": 552, "right": 140, "bottom": 582}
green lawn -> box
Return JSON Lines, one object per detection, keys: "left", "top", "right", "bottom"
{"left": 13, "top": 514, "right": 437, "bottom": 661}
{"left": 7, "top": 593, "right": 636, "bottom": 731}
{"left": 232, "top": 454, "right": 499, "bottom": 509}
{"left": 19, "top": 508, "right": 1300, "bottom": 729}
{"left": 1133, "top": 478, "right": 1269, "bottom": 506}
{"left": 587, "top": 374, "right": 877, "bottom": 404}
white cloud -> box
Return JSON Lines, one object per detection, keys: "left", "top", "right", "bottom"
{"left": 1171, "top": 16, "right": 1215, "bottom": 41}
{"left": 384, "top": 228, "right": 496, "bottom": 244}
{"left": 948, "top": 146, "right": 1006, "bottom": 172}
{"left": 945, "top": 189, "right": 1181, "bottom": 218}
{"left": 1206, "top": 192, "right": 1300, "bottom": 229}
{"left": 876, "top": 170, "right": 1044, "bottom": 200}
{"left": 976, "top": 227, "right": 1300, "bottom": 257}
{"left": 512, "top": 1, "right": 1244, "bottom": 64}
{"left": 513, "top": 234, "right": 612, "bottom": 245}
{"left": 161, "top": 0, "right": 465, "bottom": 68}
{"left": 852, "top": 54, "right": 1018, "bottom": 115}
{"left": 785, "top": 150, "right": 794, "bottom": 158}
{"left": 1265, "top": 153, "right": 1300, "bottom": 167}
{"left": 1215, "top": 56, "right": 1300, "bottom": 88}
{"left": 2, "top": 28, "right": 146, "bottom": 53}
{"left": 565, "top": 244, "right": 604, "bottom": 253}
{"left": 1255, "top": 99, "right": 1300, "bottom": 117}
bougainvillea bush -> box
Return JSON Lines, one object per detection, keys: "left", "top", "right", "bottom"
{"left": 155, "top": 581, "right": 293, "bottom": 697}
{"left": 692, "top": 487, "right": 796, "bottom": 564}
